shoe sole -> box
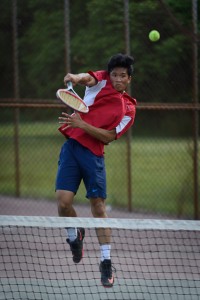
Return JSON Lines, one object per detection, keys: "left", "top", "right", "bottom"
{"left": 101, "top": 277, "right": 114, "bottom": 288}
{"left": 73, "top": 228, "right": 85, "bottom": 263}
{"left": 100, "top": 264, "right": 114, "bottom": 288}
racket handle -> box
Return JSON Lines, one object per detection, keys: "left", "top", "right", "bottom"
{"left": 67, "top": 81, "right": 73, "bottom": 89}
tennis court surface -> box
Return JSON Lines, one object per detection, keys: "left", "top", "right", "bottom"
{"left": 0, "top": 216, "right": 200, "bottom": 300}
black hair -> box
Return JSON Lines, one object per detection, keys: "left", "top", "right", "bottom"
{"left": 107, "top": 53, "right": 134, "bottom": 76}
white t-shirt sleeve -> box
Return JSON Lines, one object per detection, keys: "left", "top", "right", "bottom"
{"left": 83, "top": 80, "right": 107, "bottom": 106}
{"left": 116, "top": 115, "right": 132, "bottom": 134}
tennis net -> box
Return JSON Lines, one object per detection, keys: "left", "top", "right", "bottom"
{"left": 0, "top": 215, "right": 200, "bottom": 300}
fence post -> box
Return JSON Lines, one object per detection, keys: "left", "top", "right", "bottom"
{"left": 124, "top": 0, "right": 133, "bottom": 212}
{"left": 64, "top": 0, "right": 71, "bottom": 73}
{"left": 192, "top": 0, "right": 199, "bottom": 220}
{"left": 12, "top": 0, "right": 20, "bottom": 197}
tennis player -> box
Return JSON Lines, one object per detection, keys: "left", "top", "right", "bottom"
{"left": 56, "top": 53, "right": 137, "bottom": 288}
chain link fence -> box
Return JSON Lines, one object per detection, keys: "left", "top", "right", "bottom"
{"left": 0, "top": 0, "right": 199, "bottom": 219}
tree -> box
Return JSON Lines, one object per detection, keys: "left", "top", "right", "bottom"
{"left": 0, "top": 0, "right": 198, "bottom": 104}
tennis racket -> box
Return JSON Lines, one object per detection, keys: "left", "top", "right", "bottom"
{"left": 56, "top": 82, "right": 89, "bottom": 113}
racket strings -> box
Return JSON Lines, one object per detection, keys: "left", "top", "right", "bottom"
{"left": 58, "top": 91, "right": 88, "bottom": 113}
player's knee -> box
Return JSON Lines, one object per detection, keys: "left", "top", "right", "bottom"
{"left": 58, "top": 200, "right": 70, "bottom": 211}
{"left": 90, "top": 198, "right": 106, "bottom": 218}
{"left": 56, "top": 190, "right": 73, "bottom": 212}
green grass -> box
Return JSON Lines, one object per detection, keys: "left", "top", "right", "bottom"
{"left": 106, "top": 138, "right": 198, "bottom": 217}
{"left": 0, "top": 122, "right": 199, "bottom": 218}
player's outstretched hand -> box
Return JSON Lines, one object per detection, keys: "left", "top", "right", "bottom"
{"left": 59, "top": 112, "right": 84, "bottom": 130}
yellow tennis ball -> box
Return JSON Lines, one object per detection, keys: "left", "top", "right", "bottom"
{"left": 149, "top": 30, "right": 160, "bottom": 42}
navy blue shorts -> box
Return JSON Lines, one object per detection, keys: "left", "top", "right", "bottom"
{"left": 55, "top": 139, "right": 107, "bottom": 199}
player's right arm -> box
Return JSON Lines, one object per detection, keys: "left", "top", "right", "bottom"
{"left": 59, "top": 112, "right": 116, "bottom": 144}
{"left": 64, "top": 73, "right": 97, "bottom": 87}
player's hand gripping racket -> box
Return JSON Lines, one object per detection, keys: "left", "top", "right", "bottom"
{"left": 56, "top": 82, "right": 89, "bottom": 113}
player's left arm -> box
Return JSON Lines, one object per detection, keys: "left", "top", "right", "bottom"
{"left": 59, "top": 112, "right": 116, "bottom": 144}
{"left": 115, "top": 105, "right": 136, "bottom": 140}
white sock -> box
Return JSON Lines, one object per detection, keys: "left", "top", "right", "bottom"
{"left": 100, "top": 244, "right": 111, "bottom": 262}
{"left": 66, "top": 228, "right": 77, "bottom": 242}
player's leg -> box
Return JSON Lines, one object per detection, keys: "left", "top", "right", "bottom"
{"left": 80, "top": 148, "right": 114, "bottom": 287}
{"left": 90, "top": 197, "right": 111, "bottom": 255}
{"left": 75, "top": 140, "right": 114, "bottom": 282}
{"left": 56, "top": 190, "right": 85, "bottom": 263}
{"left": 56, "top": 189, "right": 77, "bottom": 217}
{"left": 55, "top": 139, "right": 84, "bottom": 263}
{"left": 90, "top": 198, "right": 114, "bottom": 287}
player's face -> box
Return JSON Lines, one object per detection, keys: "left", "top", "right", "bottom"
{"left": 109, "top": 67, "right": 131, "bottom": 92}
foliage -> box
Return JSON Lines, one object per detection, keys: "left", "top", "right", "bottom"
{"left": 0, "top": 0, "right": 199, "bottom": 102}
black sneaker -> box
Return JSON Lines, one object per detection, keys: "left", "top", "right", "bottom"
{"left": 99, "top": 259, "right": 115, "bottom": 288}
{"left": 67, "top": 228, "right": 85, "bottom": 263}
